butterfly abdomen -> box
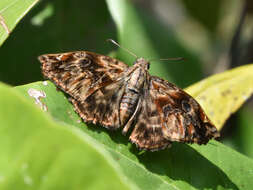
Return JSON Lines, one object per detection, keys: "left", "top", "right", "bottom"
{"left": 119, "top": 67, "right": 146, "bottom": 126}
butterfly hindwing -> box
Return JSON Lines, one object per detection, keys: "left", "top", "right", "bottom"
{"left": 129, "top": 87, "right": 172, "bottom": 151}
{"left": 70, "top": 80, "right": 126, "bottom": 129}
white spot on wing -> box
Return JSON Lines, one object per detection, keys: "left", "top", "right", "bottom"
{"left": 57, "top": 55, "right": 63, "bottom": 60}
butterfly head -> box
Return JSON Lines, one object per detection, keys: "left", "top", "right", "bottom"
{"left": 134, "top": 58, "right": 150, "bottom": 70}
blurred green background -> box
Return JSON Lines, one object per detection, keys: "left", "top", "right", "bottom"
{"left": 1, "top": 0, "right": 253, "bottom": 158}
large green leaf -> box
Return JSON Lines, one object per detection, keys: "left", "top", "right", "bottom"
{"left": 0, "top": 83, "right": 132, "bottom": 190}
{"left": 0, "top": 0, "right": 39, "bottom": 46}
{"left": 13, "top": 72, "right": 253, "bottom": 189}
{"left": 1, "top": 0, "right": 253, "bottom": 189}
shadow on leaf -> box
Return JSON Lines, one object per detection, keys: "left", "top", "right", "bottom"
{"left": 136, "top": 143, "right": 238, "bottom": 190}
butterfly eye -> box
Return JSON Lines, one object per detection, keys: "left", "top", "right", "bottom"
{"left": 182, "top": 100, "right": 191, "bottom": 112}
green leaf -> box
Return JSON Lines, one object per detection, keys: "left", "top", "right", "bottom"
{"left": 0, "top": 0, "right": 39, "bottom": 46}
{"left": 223, "top": 107, "right": 253, "bottom": 159}
{"left": 1, "top": 0, "right": 253, "bottom": 189}
{"left": 0, "top": 82, "right": 132, "bottom": 190}
{"left": 185, "top": 64, "right": 253, "bottom": 130}
{"left": 237, "top": 108, "right": 253, "bottom": 158}
{"left": 13, "top": 79, "right": 253, "bottom": 190}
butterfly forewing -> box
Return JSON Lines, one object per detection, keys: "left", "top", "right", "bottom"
{"left": 39, "top": 51, "right": 128, "bottom": 102}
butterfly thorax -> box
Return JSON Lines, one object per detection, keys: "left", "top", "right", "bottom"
{"left": 134, "top": 58, "right": 150, "bottom": 70}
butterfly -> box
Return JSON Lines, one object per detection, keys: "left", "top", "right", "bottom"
{"left": 38, "top": 48, "right": 220, "bottom": 151}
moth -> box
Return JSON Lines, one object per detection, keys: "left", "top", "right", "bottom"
{"left": 38, "top": 44, "right": 219, "bottom": 151}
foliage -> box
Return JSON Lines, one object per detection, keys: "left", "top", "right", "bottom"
{"left": 0, "top": 0, "right": 253, "bottom": 189}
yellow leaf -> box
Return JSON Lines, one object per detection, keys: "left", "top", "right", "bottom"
{"left": 185, "top": 64, "right": 253, "bottom": 130}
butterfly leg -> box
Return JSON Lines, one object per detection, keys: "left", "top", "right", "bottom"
{"left": 122, "top": 98, "right": 142, "bottom": 135}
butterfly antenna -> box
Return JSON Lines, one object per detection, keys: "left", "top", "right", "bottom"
{"left": 148, "top": 57, "right": 185, "bottom": 62}
{"left": 107, "top": 39, "right": 138, "bottom": 58}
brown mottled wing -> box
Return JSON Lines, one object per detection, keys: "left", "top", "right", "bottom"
{"left": 129, "top": 89, "right": 172, "bottom": 151}
{"left": 70, "top": 79, "right": 126, "bottom": 129}
{"left": 39, "top": 51, "right": 129, "bottom": 129}
{"left": 129, "top": 76, "right": 219, "bottom": 151}
{"left": 38, "top": 51, "right": 128, "bottom": 102}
